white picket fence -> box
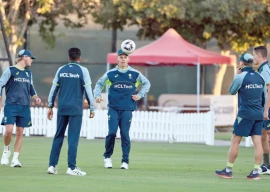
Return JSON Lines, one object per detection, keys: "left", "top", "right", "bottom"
{"left": 0, "top": 108, "right": 215, "bottom": 145}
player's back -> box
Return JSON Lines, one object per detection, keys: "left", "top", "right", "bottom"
{"left": 236, "top": 67, "right": 265, "bottom": 120}
{"left": 57, "top": 63, "right": 85, "bottom": 116}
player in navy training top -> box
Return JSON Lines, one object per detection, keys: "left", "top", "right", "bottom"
{"left": 253, "top": 46, "right": 270, "bottom": 174}
{"left": 94, "top": 49, "right": 150, "bottom": 169}
{"left": 0, "top": 49, "right": 41, "bottom": 167}
{"left": 47, "top": 48, "right": 95, "bottom": 176}
{"left": 215, "top": 53, "right": 266, "bottom": 180}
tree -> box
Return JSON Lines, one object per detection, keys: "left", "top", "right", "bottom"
{"left": 187, "top": 0, "right": 270, "bottom": 94}
{"left": 90, "top": 0, "right": 134, "bottom": 52}
{"left": 91, "top": 0, "right": 270, "bottom": 95}
{"left": 0, "top": 0, "right": 94, "bottom": 71}
{"left": 90, "top": 0, "right": 186, "bottom": 49}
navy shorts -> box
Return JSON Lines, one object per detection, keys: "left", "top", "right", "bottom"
{"left": 233, "top": 117, "right": 263, "bottom": 137}
{"left": 263, "top": 109, "right": 270, "bottom": 130}
{"left": 263, "top": 120, "right": 270, "bottom": 130}
{"left": 1, "top": 104, "right": 32, "bottom": 128}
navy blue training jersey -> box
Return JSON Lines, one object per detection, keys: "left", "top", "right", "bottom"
{"left": 229, "top": 66, "right": 267, "bottom": 120}
{"left": 48, "top": 62, "right": 94, "bottom": 116}
{"left": 107, "top": 69, "right": 139, "bottom": 110}
{"left": 0, "top": 66, "right": 37, "bottom": 106}
{"left": 94, "top": 66, "right": 151, "bottom": 111}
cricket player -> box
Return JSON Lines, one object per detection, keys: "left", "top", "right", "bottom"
{"left": 254, "top": 46, "right": 270, "bottom": 174}
{"left": 47, "top": 48, "right": 94, "bottom": 176}
{"left": 94, "top": 49, "right": 150, "bottom": 169}
{"left": 0, "top": 49, "right": 41, "bottom": 167}
{"left": 215, "top": 53, "right": 266, "bottom": 180}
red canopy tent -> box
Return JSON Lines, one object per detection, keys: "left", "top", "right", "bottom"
{"left": 107, "top": 28, "right": 235, "bottom": 111}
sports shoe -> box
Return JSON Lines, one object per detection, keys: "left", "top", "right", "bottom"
{"left": 120, "top": 162, "right": 129, "bottom": 169}
{"left": 247, "top": 170, "right": 260, "bottom": 180}
{"left": 215, "top": 168, "right": 233, "bottom": 179}
{"left": 66, "top": 167, "right": 86, "bottom": 176}
{"left": 10, "top": 158, "right": 21, "bottom": 167}
{"left": 1, "top": 150, "right": 11, "bottom": 165}
{"left": 104, "top": 158, "right": 112, "bottom": 168}
{"left": 258, "top": 164, "right": 270, "bottom": 175}
{"left": 47, "top": 166, "right": 58, "bottom": 174}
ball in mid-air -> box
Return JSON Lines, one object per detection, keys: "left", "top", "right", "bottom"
{"left": 121, "top": 39, "right": 136, "bottom": 54}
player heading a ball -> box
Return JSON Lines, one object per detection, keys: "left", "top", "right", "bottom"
{"left": 121, "top": 39, "right": 136, "bottom": 54}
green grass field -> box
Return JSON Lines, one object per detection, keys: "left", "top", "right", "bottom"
{"left": 0, "top": 136, "right": 269, "bottom": 192}
{"left": 215, "top": 132, "right": 232, "bottom": 141}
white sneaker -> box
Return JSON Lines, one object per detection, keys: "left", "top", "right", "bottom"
{"left": 47, "top": 166, "right": 58, "bottom": 174}
{"left": 104, "top": 158, "right": 112, "bottom": 168}
{"left": 1, "top": 150, "right": 11, "bottom": 165}
{"left": 120, "top": 162, "right": 129, "bottom": 169}
{"left": 258, "top": 165, "right": 270, "bottom": 175}
{"left": 10, "top": 158, "right": 22, "bottom": 167}
{"left": 66, "top": 167, "right": 86, "bottom": 176}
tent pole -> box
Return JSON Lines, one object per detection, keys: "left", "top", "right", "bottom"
{"left": 197, "top": 61, "right": 200, "bottom": 113}
{"left": 144, "top": 67, "right": 148, "bottom": 110}
{"left": 201, "top": 65, "right": 205, "bottom": 94}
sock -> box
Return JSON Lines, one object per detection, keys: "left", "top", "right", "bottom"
{"left": 253, "top": 164, "right": 260, "bottom": 174}
{"left": 4, "top": 145, "right": 9, "bottom": 151}
{"left": 13, "top": 152, "right": 19, "bottom": 160}
{"left": 226, "top": 162, "right": 233, "bottom": 172}
{"left": 263, "top": 153, "right": 269, "bottom": 167}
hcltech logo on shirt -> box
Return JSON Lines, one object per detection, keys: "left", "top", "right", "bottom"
{"left": 14, "top": 78, "right": 30, "bottom": 83}
{"left": 60, "top": 73, "right": 80, "bottom": 78}
{"left": 114, "top": 84, "right": 133, "bottom": 89}
{"left": 245, "top": 84, "right": 263, "bottom": 89}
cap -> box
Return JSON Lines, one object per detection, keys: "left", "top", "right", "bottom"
{"left": 117, "top": 49, "right": 128, "bottom": 56}
{"left": 239, "top": 53, "right": 253, "bottom": 64}
{"left": 17, "top": 49, "right": 36, "bottom": 59}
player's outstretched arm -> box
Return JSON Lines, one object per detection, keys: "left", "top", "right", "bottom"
{"left": 136, "top": 72, "right": 151, "bottom": 99}
{"left": 93, "top": 72, "right": 109, "bottom": 103}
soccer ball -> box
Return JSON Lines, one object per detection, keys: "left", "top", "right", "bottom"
{"left": 121, "top": 39, "right": 136, "bottom": 54}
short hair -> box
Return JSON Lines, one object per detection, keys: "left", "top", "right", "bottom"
{"left": 68, "top": 48, "right": 81, "bottom": 61}
{"left": 243, "top": 59, "right": 253, "bottom": 66}
{"left": 254, "top": 46, "right": 268, "bottom": 58}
